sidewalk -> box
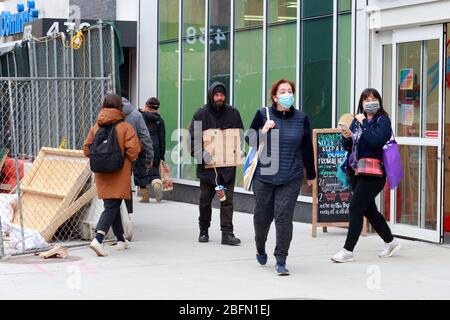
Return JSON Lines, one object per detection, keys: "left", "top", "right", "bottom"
{"left": 1, "top": 198, "right": 450, "bottom": 300}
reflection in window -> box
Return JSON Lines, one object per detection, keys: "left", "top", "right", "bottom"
{"left": 302, "top": 16, "right": 333, "bottom": 130}
{"left": 158, "top": 0, "right": 179, "bottom": 178}
{"left": 236, "top": 0, "right": 264, "bottom": 29}
{"left": 336, "top": 10, "right": 352, "bottom": 123}
{"left": 396, "top": 145, "right": 438, "bottom": 231}
{"left": 181, "top": 0, "right": 206, "bottom": 181}
{"left": 159, "top": 0, "right": 179, "bottom": 41}
{"left": 269, "top": 0, "right": 297, "bottom": 24}
{"left": 209, "top": 0, "right": 231, "bottom": 97}
{"left": 267, "top": 0, "right": 297, "bottom": 101}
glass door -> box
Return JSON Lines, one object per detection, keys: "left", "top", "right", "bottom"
{"left": 387, "top": 26, "right": 444, "bottom": 243}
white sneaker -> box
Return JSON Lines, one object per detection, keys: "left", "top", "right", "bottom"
{"left": 90, "top": 239, "right": 107, "bottom": 257}
{"left": 378, "top": 240, "right": 401, "bottom": 258}
{"left": 116, "top": 240, "right": 130, "bottom": 251}
{"left": 331, "top": 248, "right": 354, "bottom": 263}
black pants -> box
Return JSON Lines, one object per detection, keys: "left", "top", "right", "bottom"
{"left": 344, "top": 171, "right": 394, "bottom": 252}
{"left": 253, "top": 178, "right": 302, "bottom": 265}
{"left": 199, "top": 178, "right": 235, "bottom": 232}
{"left": 96, "top": 199, "right": 125, "bottom": 239}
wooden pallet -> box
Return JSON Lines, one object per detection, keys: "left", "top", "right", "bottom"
{"left": 12, "top": 148, "right": 95, "bottom": 242}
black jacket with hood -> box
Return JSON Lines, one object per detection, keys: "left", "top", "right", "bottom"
{"left": 141, "top": 111, "right": 166, "bottom": 167}
{"left": 189, "top": 82, "right": 244, "bottom": 185}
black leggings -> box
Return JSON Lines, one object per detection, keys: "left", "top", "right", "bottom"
{"left": 96, "top": 199, "right": 125, "bottom": 239}
{"left": 344, "top": 171, "right": 394, "bottom": 252}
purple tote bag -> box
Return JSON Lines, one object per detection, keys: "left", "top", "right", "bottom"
{"left": 383, "top": 139, "right": 403, "bottom": 189}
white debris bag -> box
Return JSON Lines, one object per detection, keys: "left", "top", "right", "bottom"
{"left": 0, "top": 194, "right": 49, "bottom": 251}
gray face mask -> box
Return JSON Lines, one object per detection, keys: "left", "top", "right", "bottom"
{"left": 363, "top": 102, "right": 380, "bottom": 115}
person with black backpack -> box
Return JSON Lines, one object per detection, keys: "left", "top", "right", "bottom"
{"left": 83, "top": 94, "right": 141, "bottom": 257}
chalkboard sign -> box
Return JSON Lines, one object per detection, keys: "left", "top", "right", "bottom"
{"left": 312, "top": 129, "right": 367, "bottom": 238}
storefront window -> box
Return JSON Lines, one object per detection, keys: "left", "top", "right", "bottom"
{"left": 234, "top": 0, "right": 264, "bottom": 187}
{"left": 159, "top": 0, "right": 179, "bottom": 41}
{"left": 396, "top": 145, "right": 438, "bottom": 230}
{"left": 181, "top": 0, "right": 205, "bottom": 181}
{"left": 209, "top": 0, "right": 231, "bottom": 96}
{"left": 396, "top": 40, "right": 440, "bottom": 138}
{"left": 339, "top": 0, "right": 352, "bottom": 12}
{"left": 302, "top": 16, "right": 333, "bottom": 130}
{"left": 336, "top": 11, "right": 352, "bottom": 123}
{"left": 267, "top": 0, "right": 297, "bottom": 99}
{"left": 158, "top": 0, "right": 179, "bottom": 177}
{"left": 236, "top": 0, "right": 264, "bottom": 29}
{"left": 158, "top": 42, "right": 179, "bottom": 178}
{"left": 269, "top": 0, "right": 297, "bottom": 24}
{"left": 383, "top": 44, "right": 393, "bottom": 117}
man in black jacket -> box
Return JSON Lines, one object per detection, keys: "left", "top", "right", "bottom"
{"left": 189, "top": 82, "right": 244, "bottom": 246}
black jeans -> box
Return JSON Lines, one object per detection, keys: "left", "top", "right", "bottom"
{"left": 253, "top": 178, "right": 302, "bottom": 265}
{"left": 344, "top": 171, "right": 394, "bottom": 252}
{"left": 96, "top": 199, "right": 125, "bottom": 239}
{"left": 199, "top": 177, "right": 235, "bottom": 233}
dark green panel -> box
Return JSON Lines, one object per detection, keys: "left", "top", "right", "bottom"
{"left": 302, "top": 0, "right": 333, "bottom": 18}
{"left": 302, "top": 16, "right": 333, "bottom": 129}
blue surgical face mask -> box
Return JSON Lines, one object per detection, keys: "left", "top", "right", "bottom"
{"left": 363, "top": 101, "right": 380, "bottom": 115}
{"left": 277, "top": 94, "right": 295, "bottom": 109}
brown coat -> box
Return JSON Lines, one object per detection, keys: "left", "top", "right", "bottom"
{"left": 83, "top": 108, "right": 141, "bottom": 200}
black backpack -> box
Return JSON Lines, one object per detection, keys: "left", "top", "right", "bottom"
{"left": 89, "top": 122, "right": 125, "bottom": 173}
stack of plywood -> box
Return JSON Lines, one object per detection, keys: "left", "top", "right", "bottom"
{"left": 12, "top": 148, "right": 97, "bottom": 242}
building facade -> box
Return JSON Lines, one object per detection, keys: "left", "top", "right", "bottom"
{"left": 139, "top": 0, "right": 450, "bottom": 244}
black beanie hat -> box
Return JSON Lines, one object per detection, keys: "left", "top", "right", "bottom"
{"left": 213, "top": 85, "right": 226, "bottom": 96}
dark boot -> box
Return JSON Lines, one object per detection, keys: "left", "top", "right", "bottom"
{"left": 198, "top": 228, "right": 209, "bottom": 243}
{"left": 221, "top": 232, "right": 241, "bottom": 246}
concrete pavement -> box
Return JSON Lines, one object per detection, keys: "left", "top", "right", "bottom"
{"left": 1, "top": 199, "right": 450, "bottom": 300}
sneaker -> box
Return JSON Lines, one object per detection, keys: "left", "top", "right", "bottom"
{"left": 331, "top": 248, "right": 354, "bottom": 263}
{"left": 90, "top": 239, "right": 107, "bottom": 257}
{"left": 378, "top": 240, "right": 401, "bottom": 258}
{"left": 117, "top": 240, "right": 130, "bottom": 251}
{"left": 152, "top": 179, "right": 164, "bottom": 202}
{"left": 256, "top": 252, "right": 268, "bottom": 266}
{"left": 275, "top": 263, "right": 290, "bottom": 276}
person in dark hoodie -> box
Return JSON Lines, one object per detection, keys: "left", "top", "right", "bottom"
{"left": 135, "top": 97, "right": 166, "bottom": 202}
{"left": 121, "top": 91, "right": 154, "bottom": 207}
{"left": 189, "top": 82, "right": 244, "bottom": 246}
